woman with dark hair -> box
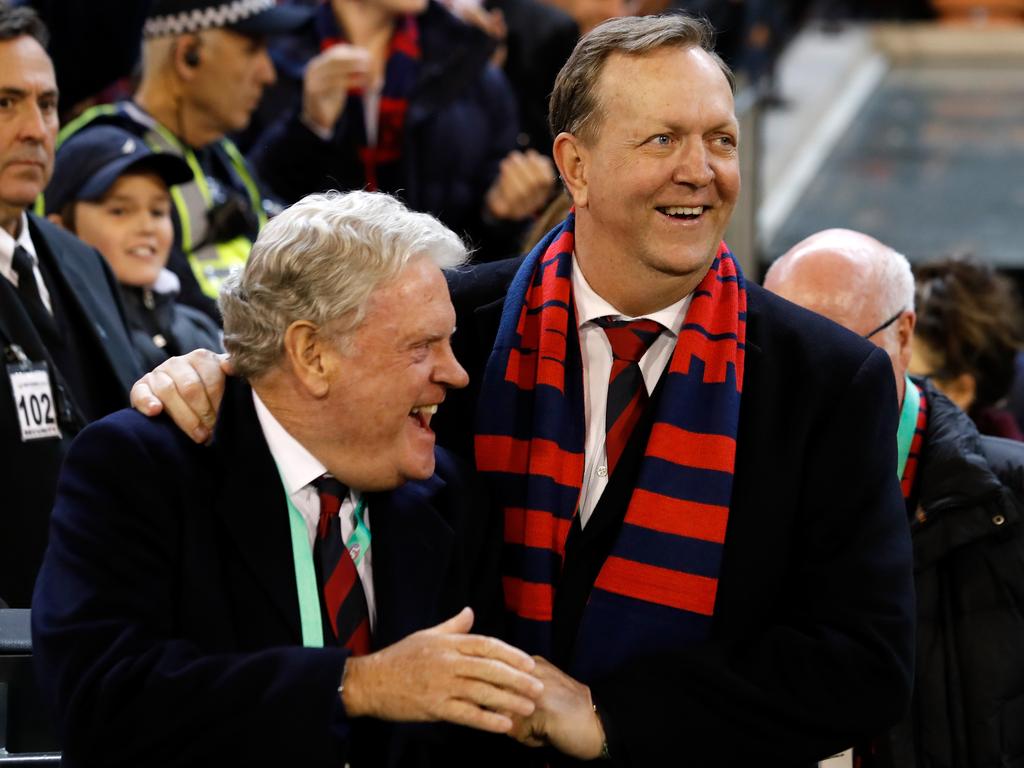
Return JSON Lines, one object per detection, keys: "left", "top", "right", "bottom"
{"left": 912, "top": 254, "right": 1024, "bottom": 440}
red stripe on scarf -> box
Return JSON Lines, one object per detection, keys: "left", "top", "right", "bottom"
{"left": 623, "top": 490, "right": 729, "bottom": 543}
{"left": 595, "top": 557, "right": 718, "bottom": 615}
{"left": 504, "top": 507, "right": 573, "bottom": 551}
{"left": 474, "top": 435, "right": 584, "bottom": 487}
{"left": 647, "top": 423, "right": 737, "bottom": 473}
{"left": 901, "top": 383, "right": 929, "bottom": 499}
{"left": 503, "top": 577, "right": 553, "bottom": 621}
{"left": 670, "top": 329, "right": 744, "bottom": 384}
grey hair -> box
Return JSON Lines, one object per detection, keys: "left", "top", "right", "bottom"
{"left": 548, "top": 13, "right": 734, "bottom": 146}
{"left": 877, "top": 245, "right": 916, "bottom": 318}
{"left": 219, "top": 190, "right": 468, "bottom": 379}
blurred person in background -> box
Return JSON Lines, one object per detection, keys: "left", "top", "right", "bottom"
{"left": 245, "top": 0, "right": 555, "bottom": 262}
{"left": 766, "top": 228, "right": 1024, "bottom": 768}
{"left": 912, "top": 254, "right": 1024, "bottom": 441}
{"left": 57, "top": 0, "right": 311, "bottom": 323}
{"left": 45, "top": 126, "right": 223, "bottom": 371}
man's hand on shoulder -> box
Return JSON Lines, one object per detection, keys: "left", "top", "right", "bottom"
{"left": 129, "top": 349, "right": 232, "bottom": 444}
{"left": 340, "top": 607, "right": 543, "bottom": 734}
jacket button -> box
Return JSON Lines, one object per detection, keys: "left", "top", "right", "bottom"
{"left": 993, "top": 514, "right": 1006, "bottom": 526}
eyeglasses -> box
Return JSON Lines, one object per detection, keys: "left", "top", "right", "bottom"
{"left": 862, "top": 308, "right": 906, "bottom": 339}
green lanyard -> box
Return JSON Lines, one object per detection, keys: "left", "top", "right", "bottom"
{"left": 277, "top": 465, "right": 324, "bottom": 648}
{"left": 275, "top": 465, "right": 372, "bottom": 647}
{"left": 896, "top": 375, "right": 920, "bottom": 481}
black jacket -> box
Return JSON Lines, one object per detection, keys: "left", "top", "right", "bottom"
{"left": 246, "top": 2, "right": 523, "bottom": 260}
{"left": 119, "top": 274, "right": 222, "bottom": 371}
{"left": 0, "top": 214, "right": 140, "bottom": 608}
{"left": 880, "top": 381, "right": 1024, "bottom": 768}
{"left": 438, "top": 257, "right": 914, "bottom": 766}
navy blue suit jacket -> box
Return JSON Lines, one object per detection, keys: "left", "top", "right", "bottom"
{"left": 1, "top": 214, "right": 140, "bottom": 607}
{"left": 436, "top": 258, "right": 916, "bottom": 767}
{"left": 32, "top": 377, "right": 500, "bottom": 767}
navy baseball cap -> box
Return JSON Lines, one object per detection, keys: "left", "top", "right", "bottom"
{"left": 142, "top": 0, "right": 312, "bottom": 39}
{"left": 45, "top": 126, "right": 194, "bottom": 214}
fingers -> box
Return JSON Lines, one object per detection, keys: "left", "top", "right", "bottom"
{"left": 455, "top": 632, "right": 536, "bottom": 673}
{"left": 129, "top": 349, "right": 227, "bottom": 443}
{"left": 452, "top": 677, "right": 537, "bottom": 718}
{"left": 436, "top": 699, "right": 515, "bottom": 734}
{"left": 487, "top": 150, "right": 557, "bottom": 220}
{"left": 428, "top": 606, "right": 474, "bottom": 635}
{"left": 302, "top": 45, "right": 370, "bottom": 131}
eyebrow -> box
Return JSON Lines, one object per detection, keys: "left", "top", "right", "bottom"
{"left": 0, "top": 86, "right": 59, "bottom": 100}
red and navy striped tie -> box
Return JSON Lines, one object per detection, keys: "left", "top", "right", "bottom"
{"left": 313, "top": 476, "right": 371, "bottom": 655}
{"left": 595, "top": 317, "right": 663, "bottom": 476}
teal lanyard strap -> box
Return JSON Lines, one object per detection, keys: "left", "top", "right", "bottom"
{"left": 275, "top": 465, "right": 325, "bottom": 648}
{"left": 346, "top": 497, "right": 370, "bottom": 567}
{"left": 896, "top": 375, "right": 920, "bottom": 481}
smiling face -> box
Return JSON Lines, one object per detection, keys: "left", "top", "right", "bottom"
{"left": 318, "top": 255, "right": 469, "bottom": 490}
{"left": 0, "top": 35, "right": 58, "bottom": 233}
{"left": 561, "top": 46, "right": 740, "bottom": 314}
{"left": 71, "top": 171, "right": 174, "bottom": 287}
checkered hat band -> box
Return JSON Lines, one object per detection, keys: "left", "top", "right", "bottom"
{"left": 143, "top": 0, "right": 275, "bottom": 37}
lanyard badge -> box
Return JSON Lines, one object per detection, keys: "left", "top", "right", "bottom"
{"left": 5, "top": 343, "right": 61, "bottom": 442}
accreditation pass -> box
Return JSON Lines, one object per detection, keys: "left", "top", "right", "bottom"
{"left": 8, "top": 360, "right": 61, "bottom": 441}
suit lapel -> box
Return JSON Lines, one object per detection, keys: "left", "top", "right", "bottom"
{"left": 368, "top": 472, "right": 455, "bottom": 647}
{"left": 211, "top": 379, "right": 303, "bottom": 641}
{"left": 29, "top": 216, "right": 140, "bottom": 392}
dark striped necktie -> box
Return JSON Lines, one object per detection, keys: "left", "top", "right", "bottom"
{"left": 595, "top": 317, "right": 663, "bottom": 476}
{"left": 312, "top": 476, "right": 371, "bottom": 655}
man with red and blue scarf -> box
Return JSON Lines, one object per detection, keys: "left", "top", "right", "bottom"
{"left": 130, "top": 15, "right": 915, "bottom": 767}
{"left": 441, "top": 15, "right": 914, "bottom": 767}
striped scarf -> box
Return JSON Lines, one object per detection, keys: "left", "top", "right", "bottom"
{"left": 316, "top": 3, "right": 420, "bottom": 192}
{"left": 475, "top": 213, "right": 747, "bottom": 681}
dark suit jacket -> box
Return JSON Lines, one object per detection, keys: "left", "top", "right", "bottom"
{"left": 0, "top": 214, "right": 140, "bottom": 608}
{"left": 31, "top": 378, "right": 501, "bottom": 767}
{"left": 437, "top": 258, "right": 915, "bottom": 767}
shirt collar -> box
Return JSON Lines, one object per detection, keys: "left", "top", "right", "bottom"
{"left": 252, "top": 388, "right": 326, "bottom": 496}
{"left": 0, "top": 212, "right": 39, "bottom": 273}
{"left": 571, "top": 252, "right": 690, "bottom": 335}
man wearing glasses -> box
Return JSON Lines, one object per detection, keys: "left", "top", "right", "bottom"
{"left": 765, "top": 227, "right": 1024, "bottom": 768}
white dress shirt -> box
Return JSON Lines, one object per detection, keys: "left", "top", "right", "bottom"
{"left": 0, "top": 211, "right": 53, "bottom": 314}
{"left": 252, "top": 390, "right": 377, "bottom": 629}
{"left": 573, "top": 255, "right": 691, "bottom": 527}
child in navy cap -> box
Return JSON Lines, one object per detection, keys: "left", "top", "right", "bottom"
{"left": 46, "top": 126, "right": 223, "bottom": 369}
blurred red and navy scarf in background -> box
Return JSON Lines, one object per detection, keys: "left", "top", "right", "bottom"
{"left": 316, "top": 3, "right": 420, "bottom": 192}
{"left": 475, "top": 212, "right": 747, "bottom": 682}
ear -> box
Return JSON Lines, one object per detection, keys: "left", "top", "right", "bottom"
{"left": 552, "top": 131, "right": 589, "bottom": 209}
{"left": 172, "top": 34, "right": 202, "bottom": 80}
{"left": 282, "top": 320, "right": 333, "bottom": 399}
{"left": 895, "top": 310, "right": 916, "bottom": 376}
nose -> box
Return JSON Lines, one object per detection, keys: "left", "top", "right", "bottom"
{"left": 18, "top": 101, "right": 49, "bottom": 143}
{"left": 672, "top": 138, "right": 714, "bottom": 188}
{"left": 257, "top": 47, "right": 276, "bottom": 86}
{"left": 436, "top": 342, "right": 470, "bottom": 390}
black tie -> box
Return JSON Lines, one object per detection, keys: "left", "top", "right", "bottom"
{"left": 11, "top": 245, "right": 56, "bottom": 336}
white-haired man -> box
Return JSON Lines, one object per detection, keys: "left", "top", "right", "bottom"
{"left": 31, "top": 191, "right": 543, "bottom": 768}
{"left": 765, "top": 228, "right": 1024, "bottom": 768}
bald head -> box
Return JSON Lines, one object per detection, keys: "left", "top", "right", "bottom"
{"left": 764, "top": 228, "right": 916, "bottom": 402}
